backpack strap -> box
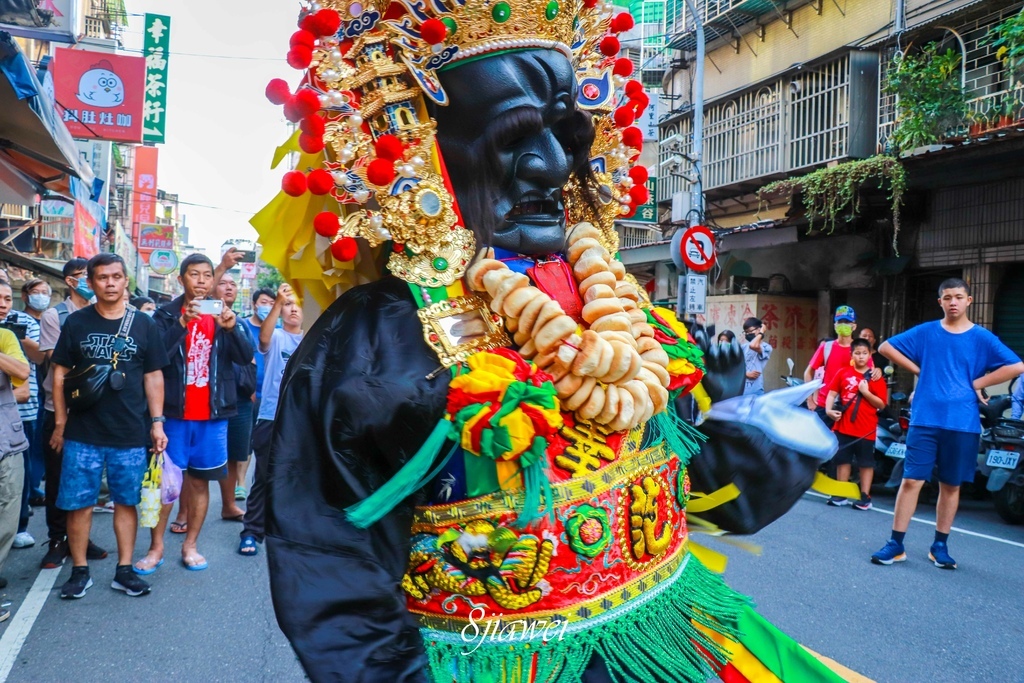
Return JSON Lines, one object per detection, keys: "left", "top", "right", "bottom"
{"left": 55, "top": 302, "right": 70, "bottom": 329}
{"left": 823, "top": 340, "right": 834, "bottom": 366}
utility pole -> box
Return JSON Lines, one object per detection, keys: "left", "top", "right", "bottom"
{"left": 672, "top": 0, "right": 704, "bottom": 313}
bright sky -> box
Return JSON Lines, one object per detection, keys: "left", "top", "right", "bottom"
{"left": 120, "top": 1, "right": 296, "bottom": 257}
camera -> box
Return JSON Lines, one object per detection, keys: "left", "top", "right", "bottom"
{"left": 0, "top": 317, "right": 27, "bottom": 340}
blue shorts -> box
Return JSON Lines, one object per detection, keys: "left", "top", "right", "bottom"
{"left": 904, "top": 426, "right": 980, "bottom": 486}
{"left": 164, "top": 418, "right": 228, "bottom": 481}
{"left": 57, "top": 441, "right": 147, "bottom": 510}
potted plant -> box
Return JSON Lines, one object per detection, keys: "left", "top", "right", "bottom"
{"left": 986, "top": 9, "right": 1024, "bottom": 87}
{"left": 884, "top": 44, "right": 967, "bottom": 153}
{"left": 1000, "top": 95, "right": 1015, "bottom": 127}
{"left": 965, "top": 109, "right": 983, "bottom": 136}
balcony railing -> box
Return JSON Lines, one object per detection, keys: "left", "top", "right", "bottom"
{"left": 38, "top": 217, "right": 72, "bottom": 244}
{"left": 615, "top": 224, "right": 666, "bottom": 249}
{"left": 666, "top": 0, "right": 815, "bottom": 50}
{"left": 659, "top": 52, "right": 877, "bottom": 205}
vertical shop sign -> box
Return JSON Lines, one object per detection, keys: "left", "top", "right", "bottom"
{"left": 142, "top": 14, "right": 171, "bottom": 144}
{"left": 131, "top": 146, "right": 158, "bottom": 240}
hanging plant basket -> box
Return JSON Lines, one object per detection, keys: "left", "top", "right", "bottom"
{"left": 757, "top": 156, "right": 907, "bottom": 252}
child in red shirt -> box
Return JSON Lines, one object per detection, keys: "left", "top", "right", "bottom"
{"left": 825, "top": 338, "right": 888, "bottom": 509}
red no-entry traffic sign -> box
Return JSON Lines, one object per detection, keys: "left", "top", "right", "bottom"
{"left": 680, "top": 225, "right": 717, "bottom": 272}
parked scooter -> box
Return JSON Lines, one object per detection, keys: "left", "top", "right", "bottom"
{"left": 976, "top": 395, "right": 1024, "bottom": 524}
{"left": 875, "top": 392, "right": 908, "bottom": 486}
{"left": 780, "top": 358, "right": 803, "bottom": 388}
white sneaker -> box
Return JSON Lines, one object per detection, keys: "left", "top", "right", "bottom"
{"left": 12, "top": 531, "right": 35, "bottom": 548}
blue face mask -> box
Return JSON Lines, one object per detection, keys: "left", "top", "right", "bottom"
{"left": 73, "top": 278, "right": 94, "bottom": 301}
{"left": 256, "top": 305, "right": 272, "bottom": 321}
{"left": 142, "top": 310, "right": 155, "bottom": 317}
{"left": 27, "top": 293, "right": 49, "bottom": 311}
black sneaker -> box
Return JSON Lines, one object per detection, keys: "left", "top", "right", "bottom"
{"left": 853, "top": 493, "right": 873, "bottom": 510}
{"left": 60, "top": 566, "right": 93, "bottom": 599}
{"left": 826, "top": 496, "right": 850, "bottom": 507}
{"left": 86, "top": 540, "right": 108, "bottom": 560}
{"left": 111, "top": 566, "right": 151, "bottom": 597}
{"left": 40, "top": 538, "right": 69, "bottom": 569}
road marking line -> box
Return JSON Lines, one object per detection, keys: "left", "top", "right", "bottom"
{"left": 0, "top": 568, "right": 60, "bottom": 682}
{"left": 804, "top": 491, "right": 1024, "bottom": 549}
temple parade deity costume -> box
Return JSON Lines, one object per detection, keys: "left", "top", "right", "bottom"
{"left": 251, "top": 1, "right": 863, "bottom": 681}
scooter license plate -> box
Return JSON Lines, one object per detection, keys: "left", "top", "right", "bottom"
{"left": 886, "top": 443, "right": 907, "bottom": 459}
{"left": 986, "top": 449, "right": 1020, "bottom": 470}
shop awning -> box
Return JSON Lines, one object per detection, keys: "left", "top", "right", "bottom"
{"left": 0, "top": 32, "right": 93, "bottom": 197}
{"left": 0, "top": 156, "right": 37, "bottom": 205}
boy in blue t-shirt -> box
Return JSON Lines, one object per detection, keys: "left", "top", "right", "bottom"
{"left": 872, "top": 278, "right": 1023, "bottom": 569}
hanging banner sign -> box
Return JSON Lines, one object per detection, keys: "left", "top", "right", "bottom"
{"left": 142, "top": 14, "right": 170, "bottom": 144}
{"left": 131, "top": 146, "right": 158, "bottom": 240}
{"left": 53, "top": 47, "right": 145, "bottom": 143}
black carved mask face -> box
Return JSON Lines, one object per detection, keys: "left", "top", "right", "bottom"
{"left": 434, "top": 49, "right": 594, "bottom": 256}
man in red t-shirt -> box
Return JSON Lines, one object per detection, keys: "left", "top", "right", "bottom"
{"left": 825, "top": 338, "right": 887, "bottom": 509}
{"left": 804, "top": 305, "right": 882, "bottom": 426}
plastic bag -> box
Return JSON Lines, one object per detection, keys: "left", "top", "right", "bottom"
{"left": 161, "top": 454, "right": 182, "bottom": 505}
{"left": 139, "top": 452, "right": 163, "bottom": 529}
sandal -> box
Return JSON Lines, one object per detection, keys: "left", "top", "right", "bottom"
{"left": 133, "top": 556, "right": 164, "bottom": 575}
{"left": 238, "top": 536, "right": 258, "bottom": 556}
{"left": 169, "top": 521, "right": 188, "bottom": 534}
{"left": 234, "top": 486, "right": 247, "bottom": 501}
{"left": 182, "top": 553, "right": 208, "bottom": 571}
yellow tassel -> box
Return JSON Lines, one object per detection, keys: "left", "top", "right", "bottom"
{"left": 810, "top": 472, "right": 862, "bottom": 500}
{"left": 687, "top": 483, "right": 741, "bottom": 513}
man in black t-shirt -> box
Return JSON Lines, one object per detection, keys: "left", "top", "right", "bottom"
{"left": 50, "top": 254, "right": 169, "bottom": 600}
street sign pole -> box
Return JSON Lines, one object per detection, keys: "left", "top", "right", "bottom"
{"left": 675, "top": 0, "right": 704, "bottom": 314}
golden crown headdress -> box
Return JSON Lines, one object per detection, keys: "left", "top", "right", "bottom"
{"left": 252, "top": 0, "right": 652, "bottom": 305}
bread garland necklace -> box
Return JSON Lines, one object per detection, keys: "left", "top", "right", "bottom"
{"left": 466, "top": 222, "right": 670, "bottom": 432}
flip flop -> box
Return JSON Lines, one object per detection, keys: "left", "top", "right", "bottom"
{"left": 169, "top": 521, "right": 187, "bottom": 534}
{"left": 182, "top": 555, "right": 208, "bottom": 571}
{"left": 222, "top": 514, "right": 245, "bottom": 522}
{"left": 234, "top": 486, "right": 247, "bottom": 501}
{"left": 238, "top": 536, "right": 258, "bottom": 556}
{"left": 133, "top": 557, "right": 164, "bottom": 575}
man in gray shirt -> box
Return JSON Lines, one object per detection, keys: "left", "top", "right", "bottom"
{"left": 742, "top": 317, "right": 773, "bottom": 395}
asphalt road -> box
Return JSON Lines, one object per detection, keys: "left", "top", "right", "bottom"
{"left": 0, "top": 484, "right": 1020, "bottom": 682}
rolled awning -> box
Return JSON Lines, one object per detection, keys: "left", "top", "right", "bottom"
{"left": 0, "top": 31, "right": 93, "bottom": 197}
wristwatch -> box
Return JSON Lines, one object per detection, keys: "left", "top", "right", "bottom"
{"left": 151, "top": 416, "right": 166, "bottom": 423}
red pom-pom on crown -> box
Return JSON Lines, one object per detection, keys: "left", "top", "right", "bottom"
{"left": 374, "top": 134, "right": 404, "bottom": 161}
{"left": 287, "top": 45, "right": 312, "bottom": 70}
{"left": 300, "top": 115, "right": 325, "bottom": 136}
{"left": 420, "top": 18, "right": 448, "bottom": 45}
{"left": 331, "top": 236, "right": 358, "bottom": 261}
{"left": 624, "top": 79, "right": 644, "bottom": 97}
{"left": 629, "top": 185, "right": 649, "bottom": 205}
{"left": 310, "top": 9, "right": 341, "bottom": 37}
{"left": 367, "top": 158, "right": 396, "bottom": 186}
{"left": 281, "top": 171, "right": 307, "bottom": 197}
{"left": 307, "top": 169, "right": 334, "bottom": 195}
{"left": 289, "top": 30, "right": 315, "bottom": 49}
{"left": 612, "top": 13, "right": 635, "bottom": 33}
{"left": 600, "top": 36, "right": 620, "bottom": 57}
{"left": 265, "top": 79, "right": 291, "bottom": 105}
{"left": 299, "top": 133, "right": 325, "bottom": 154}
{"left": 313, "top": 211, "right": 340, "bottom": 237}
{"left": 613, "top": 106, "right": 635, "bottom": 128}
{"left": 292, "top": 89, "right": 321, "bottom": 118}
{"left": 613, "top": 58, "right": 634, "bottom": 77}
{"left": 629, "top": 166, "right": 649, "bottom": 184}
{"left": 621, "top": 126, "right": 643, "bottom": 149}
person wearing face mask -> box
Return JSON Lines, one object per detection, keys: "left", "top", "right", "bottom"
{"left": 37, "top": 259, "right": 108, "bottom": 570}
{"left": 741, "top": 317, "right": 773, "bottom": 396}
{"left": 804, "top": 306, "right": 883, "bottom": 427}
{"left": 20, "top": 279, "right": 50, "bottom": 509}
{"left": 238, "top": 288, "right": 275, "bottom": 502}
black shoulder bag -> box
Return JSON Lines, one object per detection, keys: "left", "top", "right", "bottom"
{"left": 64, "top": 307, "right": 136, "bottom": 413}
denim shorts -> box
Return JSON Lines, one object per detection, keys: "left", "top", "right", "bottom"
{"left": 57, "top": 441, "right": 147, "bottom": 510}
{"left": 226, "top": 398, "right": 254, "bottom": 463}
{"left": 164, "top": 418, "right": 228, "bottom": 480}
{"left": 904, "top": 426, "right": 980, "bottom": 486}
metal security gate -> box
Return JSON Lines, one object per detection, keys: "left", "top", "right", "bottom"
{"left": 994, "top": 265, "right": 1024, "bottom": 362}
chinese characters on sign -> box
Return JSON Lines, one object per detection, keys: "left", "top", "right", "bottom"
{"left": 633, "top": 177, "right": 658, "bottom": 224}
{"left": 138, "top": 223, "right": 175, "bottom": 251}
{"left": 142, "top": 14, "right": 171, "bottom": 144}
{"left": 685, "top": 274, "right": 706, "bottom": 315}
{"left": 53, "top": 48, "right": 144, "bottom": 143}
{"left": 131, "top": 146, "right": 159, "bottom": 241}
